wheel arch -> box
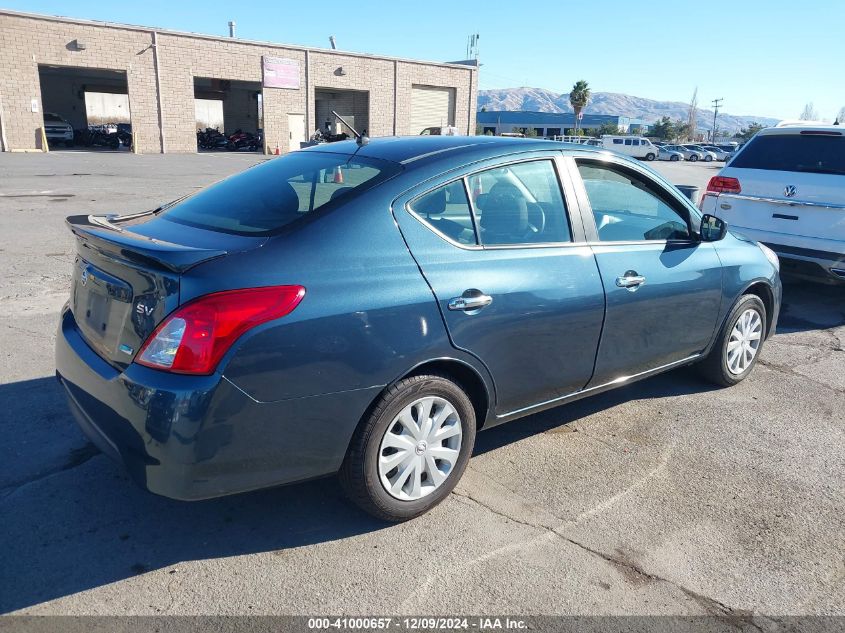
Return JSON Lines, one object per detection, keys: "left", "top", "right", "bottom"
{"left": 742, "top": 280, "right": 775, "bottom": 338}
{"left": 360, "top": 357, "right": 494, "bottom": 432}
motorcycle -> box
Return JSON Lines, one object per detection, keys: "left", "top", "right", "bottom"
{"left": 226, "top": 128, "right": 261, "bottom": 152}
{"left": 196, "top": 127, "right": 228, "bottom": 150}
{"left": 80, "top": 125, "right": 121, "bottom": 150}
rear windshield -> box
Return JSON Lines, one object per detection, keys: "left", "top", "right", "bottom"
{"left": 160, "top": 152, "right": 400, "bottom": 235}
{"left": 731, "top": 133, "right": 845, "bottom": 175}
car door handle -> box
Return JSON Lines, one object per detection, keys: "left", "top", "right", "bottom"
{"left": 448, "top": 291, "right": 493, "bottom": 311}
{"left": 616, "top": 271, "right": 646, "bottom": 290}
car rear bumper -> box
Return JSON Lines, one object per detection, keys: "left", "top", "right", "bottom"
{"left": 56, "top": 307, "right": 379, "bottom": 500}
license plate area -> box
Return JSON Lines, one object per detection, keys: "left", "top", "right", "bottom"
{"left": 71, "top": 257, "right": 133, "bottom": 358}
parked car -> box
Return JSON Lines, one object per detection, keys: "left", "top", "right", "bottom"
{"left": 653, "top": 141, "right": 668, "bottom": 147}
{"left": 665, "top": 144, "right": 705, "bottom": 161}
{"left": 420, "top": 126, "right": 459, "bottom": 136}
{"left": 43, "top": 112, "right": 74, "bottom": 147}
{"left": 715, "top": 142, "right": 740, "bottom": 155}
{"left": 701, "top": 145, "right": 732, "bottom": 161}
{"left": 658, "top": 147, "right": 683, "bottom": 161}
{"left": 56, "top": 136, "right": 781, "bottom": 521}
{"left": 700, "top": 125, "right": 845, "bottom": 283}
{"left": 601, "top": 135, "right": 659, "bottom": 160}
{"left": 683, "top": 144, "right": 718, "bottom": 162}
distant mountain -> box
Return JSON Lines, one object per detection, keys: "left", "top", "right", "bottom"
{"left": 477, "top": 87, "right": 781, "bottom": 133}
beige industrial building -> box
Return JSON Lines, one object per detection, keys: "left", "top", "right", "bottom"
{"left": 0, "top": 10, "right": 478, "bottom": 154}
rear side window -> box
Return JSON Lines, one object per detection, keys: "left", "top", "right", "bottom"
{"left": 613, "top": 139, "right": 623, "bottom": 144}
{"left": 410, "top": 181, "right": 477, "bottom": 245}
{"left": 160, "top": 152, "right": 400, "bottom": 235}
{"left": 730, "top": 133, "right": 845, "bottom": 175}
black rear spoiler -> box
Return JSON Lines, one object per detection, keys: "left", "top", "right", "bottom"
{"left": 67, "top": 214, "right": 227, "bottom": 273}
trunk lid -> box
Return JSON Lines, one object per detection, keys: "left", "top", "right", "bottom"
{"left": 67, "top": 212, "right": 266, "bottom": 368}
{"left": 719, "top": 167, "right": 845, "bottom": 241}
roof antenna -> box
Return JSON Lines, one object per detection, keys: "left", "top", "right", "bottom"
{"left": 331, "top": 110, "right": 369, "bottom": 146}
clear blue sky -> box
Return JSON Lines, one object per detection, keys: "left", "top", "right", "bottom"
{"left": 4, "top": 0, "right": 842, "bottom": 120}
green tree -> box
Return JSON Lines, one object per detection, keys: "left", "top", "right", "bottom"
{"left": 649, "top": 117, "right": 674, "bottom": 140}
{"left": 569, "top": 80, "right": 591, "bottom": 135}
{"left": 594, "top": 121, "right": 624, "bottom": 137}
{"left": 736, "top": 122, "right": 764, "bottom": 141}
{"left": 648, "top": 117, "right": 689, "bottom": 141}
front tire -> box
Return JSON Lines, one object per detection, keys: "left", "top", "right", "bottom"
{"left": 340, "top": 374, "right": 477, "bottom": 522}
{"left": 645, "top": 152, "right": 656, "bottom": 161}
{"left": 689, "top": 154, "right": 699, "bottom": 162}
{"left": 670, "top": 155, "right": 680, "bottom": 161}
{"left": 699, "top": 294, "right": 767, "bottom": 387}
{"left": 705, "top": 155, "right": 713, "bottom": 162}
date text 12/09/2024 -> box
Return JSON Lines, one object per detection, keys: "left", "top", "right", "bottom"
{"left": 307, "top": 617, "right": 528, "bottom": 630}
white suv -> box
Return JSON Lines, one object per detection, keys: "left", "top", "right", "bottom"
{"left": 700, "top": 125, "right": 845, "bottom": 283}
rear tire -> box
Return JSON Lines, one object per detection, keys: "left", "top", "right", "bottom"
{"left": 705, "top": 155, "right": 713, "bottom": 162}
{"left": 698, "top": 294, "right": 767, "bottom": 387}
{"left": 670, "top": 155, "right": 680, "bottom": 161}
{"left": 340, "top": 374, "right": 476, "bottom": 522}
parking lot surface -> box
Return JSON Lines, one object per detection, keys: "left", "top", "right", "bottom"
{"left": 0, "top": 152, "right": 842, "bottom": 618}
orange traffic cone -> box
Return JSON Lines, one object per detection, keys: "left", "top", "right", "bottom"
{"left": 274, "top": 144, "right": 281, "bottom": 156}
{"left": 333, "top": 166, "right": 344, "bottom": 184}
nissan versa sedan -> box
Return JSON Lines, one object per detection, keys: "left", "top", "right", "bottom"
{"left": 56, "top": 136, "right": 781, "bottom": 521}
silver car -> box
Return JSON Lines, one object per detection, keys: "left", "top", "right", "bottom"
{"left": 665, "top": 144, "right": 705, "bottom": 161}
{"left": 682, "top": 144, "right": 718, "bottom": 162}
{"left": 701, "top": 145, "right": 731, "bottom": 161}
{"left": 657, "top": 147, "right": 683, "bottom": 161}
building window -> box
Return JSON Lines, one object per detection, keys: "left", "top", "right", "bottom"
{"left": 483, "top": 126, "right": 496, "bottom": 135}
{"left": 547, "top": 128, "right": 561, "bottom": 136}
{"left": 533, "top": 128, "right": 544, "bottom": 137}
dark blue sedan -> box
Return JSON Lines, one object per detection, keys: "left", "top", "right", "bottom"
{"left": 56, "top": 136, "right": 781, "bottom": 521}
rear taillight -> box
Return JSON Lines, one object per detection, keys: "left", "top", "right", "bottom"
{"left": 137, "top": 285, "right": 305, "bottom": 375}
{"left": 706, "top": 176, "right": 742, "bottom": 194}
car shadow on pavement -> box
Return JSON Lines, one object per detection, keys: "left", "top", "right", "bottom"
{"left": 0, "top": 377, "right": 390, "bottom": 614}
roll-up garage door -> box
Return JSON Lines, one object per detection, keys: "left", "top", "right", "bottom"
{"left": 410, "top": 85, "right": 456, "bottom": 135}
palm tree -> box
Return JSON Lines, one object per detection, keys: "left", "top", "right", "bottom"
{"left": 569, "top": 80, "right": 591, "bottom": 135}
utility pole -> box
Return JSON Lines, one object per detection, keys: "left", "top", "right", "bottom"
{"left": 711, "top": 98, "right": 723, "bottom": 142}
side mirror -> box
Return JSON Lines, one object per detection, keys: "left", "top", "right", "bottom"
{"left": 700, "top": 214, "right": 728, "bottom": 242}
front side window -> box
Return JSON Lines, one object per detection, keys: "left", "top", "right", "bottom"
{"left": 161, "top": 152, "right": 399, "bottom": 235}
{"left": 469, "top": 160, "right": 571, "bottom": 246}
{"left": 409, "top": 181, "right": 477, "bottom": 245}
{"left": 577, "top": 161, "right": 692, "bottom": 242}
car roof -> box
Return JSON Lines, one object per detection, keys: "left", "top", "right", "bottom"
{"left": 300, "top": 135, "right": 606, "bottom": 168}
{"left": 758, "top": 125, "right": 844, "bottom": 136}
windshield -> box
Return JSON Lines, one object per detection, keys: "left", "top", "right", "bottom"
{"left": 730, "top": 133, "right": 845, "bottom": 175}
{"left": 160, "top": 152, "right": 401, "bottom": 235}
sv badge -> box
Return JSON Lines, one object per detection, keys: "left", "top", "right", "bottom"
{"left": 136, "top": 303, "right": 155, "bottom": 316}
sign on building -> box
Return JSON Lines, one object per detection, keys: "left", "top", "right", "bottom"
{"left": 262, "top": 57, "right": 300, "bottom": 89}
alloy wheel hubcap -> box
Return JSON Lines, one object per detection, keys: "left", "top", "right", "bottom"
{"left": 378, "top": 396, "right": 462, "bottom": 501}
{"left": 727, "top": 308, "right": 763, "bottom": 375}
